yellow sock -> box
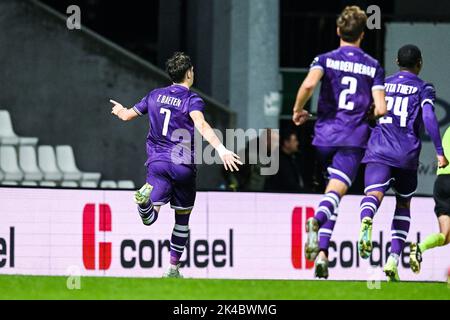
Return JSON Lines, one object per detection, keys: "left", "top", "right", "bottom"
{"left": 419, "top": 233, "right": 446, "bottom": 253}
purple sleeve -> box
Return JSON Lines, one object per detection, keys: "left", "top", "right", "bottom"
{"left": 188, "top": 95, "right": 205, "bottom": 113}
{"left": 423, "top": 103, "right": 444, "bottom": 156}
{"left": 372, "top": 63, "right": 385, "bottom": 91}
{"left": 132, "top": 94, "right": 149, "bottom": 116}
{"left": 420, "top": 83, "right": 436, "bottom": 108}
{"left": 309, "top": 55, "right": 325, "bottom": 72}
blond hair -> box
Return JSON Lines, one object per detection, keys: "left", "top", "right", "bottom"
{"left": 337, "top": 6, "right": 367, "bottom": 43}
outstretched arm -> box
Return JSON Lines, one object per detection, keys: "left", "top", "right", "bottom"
{"left": 423, "top": 103, "right": 448, "bottom": 168}
{"left": 292, "top": 68, "right": 323, "bottom": 126}
{"left": 110, "top": 99, "right": 139, "bottom": 121}
{"left": 189, "top": 110, "right": 243, "bottom": 172}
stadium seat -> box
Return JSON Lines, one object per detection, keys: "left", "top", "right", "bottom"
{"left": 19, "top": 146, "right": 44, "bottom": 181}
{"left": 0, "top": 146, "right": 24, "bottom": 181}
{"left": 0, "top": 110, "right": 38, "bottom": 145}
{"left": 80, "top": 181, "right": 98, "bottom": 188}
{"left": 118, "top": 180, "right": 136, "bottom": 189}
{"left": 82, "top": 172, "right": 101, "bottom": 181}
{"left": 1, "top": 181, "right": 18, "bottom": 186}
{"left": 61, "top": 181, "right": 78, "bottom": 188}
{"left": 40, "top": 181, "right": 57, "bottom": 188}
{"left": 21, "top": 181, "right": 38, "bottom": 187}
{"left": 100, "top": 180, "right": 118, "bottom": 189}
{"left": 56, "top": 145, "right": 101, "bottom": 182}
{"left": 38, "top": 145, "right": 63, "bottom": 181}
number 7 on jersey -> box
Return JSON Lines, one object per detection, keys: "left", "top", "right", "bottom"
{"left": 160, "top": 107, "right": 171, "bottom": 136}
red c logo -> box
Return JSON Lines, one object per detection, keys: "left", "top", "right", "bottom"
{"left": 82, "top": 204, "right": 112, "bottom": 270}
{"left": 291, "top": 206, "right": 315, "bottom": 269}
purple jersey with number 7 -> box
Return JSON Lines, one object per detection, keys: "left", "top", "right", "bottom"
{"left": 310, "top": 46, "right": 385, "bottom": 148}
{"left": 363, "top": 71, "right": 436, "bottom": 170}
{"left": 133, "top": 84, "right": 205, "bottom": 168}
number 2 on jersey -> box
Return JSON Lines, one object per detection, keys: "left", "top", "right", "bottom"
{"left": 338, "top": 76, "right": 358, "bottom": 110}
{"left": 379, "top": 96, "right": 409, "bottom": 127}
{"left": 160, "top": 107, "right": 171, "bottom": 136}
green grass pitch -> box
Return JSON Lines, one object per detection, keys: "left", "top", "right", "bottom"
{"left": 0, "top": 275, "right": 448, "bottom": 300}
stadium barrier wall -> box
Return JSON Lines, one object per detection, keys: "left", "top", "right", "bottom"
{"left": 0, "top": 188, "right": 448, "bottom": 282}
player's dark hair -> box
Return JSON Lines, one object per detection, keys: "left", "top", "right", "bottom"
{"left": 166, "top": 52, "right": 193, "bottom": 83}
{"left": 397, "top": 44, "right": 422, "bottom": 69}
{"left": 337, "top": 6, "right": 367, "bottom": 43}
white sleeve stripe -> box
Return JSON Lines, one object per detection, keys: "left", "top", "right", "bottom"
{"left": 310, "top": 65, "right": 324, "bottom": 71}
{"left": 421, "top": 99, "right": 434, "bottom": 108}
{"left": 371, "top": 85, "right": 385, "bottom": 91}
{"left": 132, "top": 106, "right": 143, "bottom": 116}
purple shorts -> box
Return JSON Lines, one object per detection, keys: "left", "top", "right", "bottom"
{"left": 316, "top": 146, "right": 365, "bottom": 187}
{"left": 364, "top": 162, "right": 417, "bottom": 199}
{"left": 146, "top": 161, "right": 196, "bottom": 210}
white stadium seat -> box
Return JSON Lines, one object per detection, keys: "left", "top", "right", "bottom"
{"left": 61, "top": 181, "right": 78, "bottom": 188}
{"left": 56, "top": 145, "right": 101, "bottom": 182}
{"left": 38, "top": 145, "right": 63, "bottom": 181}
{"left": 40, "top": 181, "right": 57, "bottom": 188}
{"left": 0, "top": 110, "right": 38, "bottom": 145}
{"left": 0, "top": 146, "right": 24, "bottom": 181}
{"left": 100, "top": 180, "right": 118, "bottom": 189}
{"left": 19, "top": 146, "right": 44, "bottom": 181}
{"left": 55, "top": 145, "right": 82, "bottom": 181}
{"left": 82, "top": 172, "right": 102, "bottom": 181}
{"left": 1, "top": 181, "right": 18, "bottom": 186}
{"left": 118, "top": 180, "right": 136, "bottom": 189}
{"left": 80, "top": 181, "right": 98, "bottom": 188}
{"left": 21, "top": 181, "right": 38, "bottom": 187}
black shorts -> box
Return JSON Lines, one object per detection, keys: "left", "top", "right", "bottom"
{"left": 433, "top": 175, "right": 450, "bottom": 217}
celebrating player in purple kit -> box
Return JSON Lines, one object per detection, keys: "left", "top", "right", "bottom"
{"left": 292, "top": 6, "right": 387, "bottom": 278}
{"left": 110, "top": 52, "right": 242, "bottom": 278}
{"left": 358, "top": 45, "right": 448, "bottom": 281}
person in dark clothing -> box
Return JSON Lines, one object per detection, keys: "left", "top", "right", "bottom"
{"left": 265, "top": 131, "right": 304, "bottom": 192}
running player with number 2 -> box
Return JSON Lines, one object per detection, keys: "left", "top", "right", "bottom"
{"left": 292, "top": 6, "right": 387, "bottom": 278}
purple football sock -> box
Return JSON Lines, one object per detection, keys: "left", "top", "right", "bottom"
{"left": 360, "top": 195, "right": 380, "bottom": 221}
{"left": 390, "top": 207, "right": 411, "bottom": 255}
{"left": 319, "top": 212, "right": 338, "bottom": 257}
{"left": 170, "top": 213, "right": 191, "bottom": 265}
{"left": 315, "top": 191, "right": 341, "bottom": 227}
{"left": 137, "top": 202, "right": 159, "bottom": 226}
